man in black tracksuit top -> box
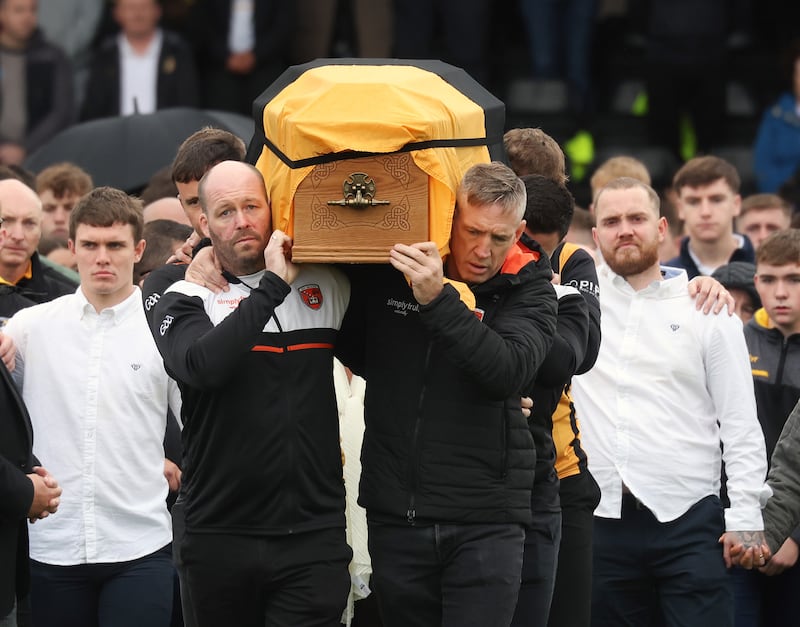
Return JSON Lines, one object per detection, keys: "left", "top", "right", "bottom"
{"left": 149, "top": 161, "right": 352, "bottom": 627}
{"left": 336, "top": 163, "right": 558, "bottom": 627}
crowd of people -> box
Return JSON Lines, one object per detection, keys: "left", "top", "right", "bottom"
{"left": 2, "top": 1, "right": 800, "bottom": 627}
{"left": 3, "top": 0, "right": 800, "bottom": 199}
{"left": 1, "top": 119, "right": 800, "bottom": 627}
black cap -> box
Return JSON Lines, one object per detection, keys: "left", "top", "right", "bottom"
{"left": 711, "top": 261, "right": 761, "bottom": 310}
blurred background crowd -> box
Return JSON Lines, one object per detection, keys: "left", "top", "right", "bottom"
{"left": 2, "top": 0, "right": 800, "bottom": 210}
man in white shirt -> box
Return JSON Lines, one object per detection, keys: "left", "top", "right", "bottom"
{"left": 572, "top": 176, "right": 770, "bottom": 626}
{"left": 4, "top": 186, "right": 181, "bottom": 627}
{"left": 80, "top": 0, "right": 197, "bottom": 121}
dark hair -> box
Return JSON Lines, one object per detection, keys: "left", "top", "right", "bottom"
{"left": 134, "top": 219, "right": 193, "bottom": 281}
{"left": 171, "top": 127, "right": 246, "bottom": 184}
{"left": 673, "top": 155, "right": 741, "bottom": 194}
{"left": 521, "top": 174, "right": 575, "bottom": 239}
{"left": 36, "top": 162, "right": 93, "bottom": 198}
{"left": 503, "top": 127, "right": 567, "bottom": 184}
{"left": 69, "top": 186, "right": 144, "bottom": 242}
{"left": 756, "top": 229, "right": 800, "bottom": 266}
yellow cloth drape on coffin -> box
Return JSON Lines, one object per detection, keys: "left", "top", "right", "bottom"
{"left": 254, "top": 64, "right": 492, "bottom": 259}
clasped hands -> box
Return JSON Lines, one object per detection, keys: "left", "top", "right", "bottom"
{"left": 719, "top": 529, "right": 771, "bottom": 569}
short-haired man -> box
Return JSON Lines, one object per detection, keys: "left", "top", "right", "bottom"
{"left": 0, "top": 227, "right": 62, "bottom": 627}
{"left": 135, "top": 219, "right": 192, "bottom": 285}
{"left": 572, "top": 177, "right": 769, "bottom": 626}
{"left": 35, "top": 162, "right": 93, "bottom": 246}
{"left": 511, "top": 174, "right": 596, "bottom": 627}
{"left": 667, "top": 155, "right": 755, "bottom": 278}
{"left": 3, "top": 187, "right": 182, "bottom": 627}
{"left": 336, "top": 162, "right": 558, "bottom": 626}
{"left": 140, "top": 126, "right": 245, "bottom": 627}
{"left": 732, "top": 229, "right": 800, "bottom": 626}
{"left": 150, "top": 161, "right": 352, "bottom": 626}
{"left": 142, "top": 126, "right": 246, "bottom": 315}
{"left": 504, "top": 128, "right": 602, "bottom": 627}
{"left": 0, "top": 179, "right": 77, "bottom": 321}
{"left": 736, "top": 193, "right": 793, "bottom": 250}
{"left": 504, "top": 127, "right": 568, "bottom": 185}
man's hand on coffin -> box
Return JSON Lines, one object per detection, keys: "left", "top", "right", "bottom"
{"left": 265, "top": 230, "right": 298, "bottom": 286}
{"left": 389, "top": 242, "right": 443, "bottom": 305}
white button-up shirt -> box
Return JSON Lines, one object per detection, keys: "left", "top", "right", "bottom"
{"left": 5, "top": 287, "right": 180, "bottom": 565}
{"left": 119, "top": 29, "right": 162, "bottom": 115}
{"left": 572, "top": 264, "right": 768, "bottom": 530}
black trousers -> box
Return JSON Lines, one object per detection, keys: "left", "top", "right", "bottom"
{"left": 592, "top": 494, "right": 732, "bottom": 627}
{"left": 181, "top": 527, "right": 351, "bottom": 627}
{"left": 30, "top": 545, "right": 173, "bottom": 627}
{"left": 548, "top": 471, "right": 601, "bottom": 627}
{"left": 368, "top": 520, "right": 525, "bottom": 627}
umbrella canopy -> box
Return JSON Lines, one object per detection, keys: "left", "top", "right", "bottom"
{"left": 24, "top": 107, "right": 255, "bottom": 193}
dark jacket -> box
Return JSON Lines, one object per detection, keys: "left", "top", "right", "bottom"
{"left": 0, "top": 362, "right": 37, "bottom": 618}
{"left": 0, "top": 252, "right": 78, "bottom": 321}
{"left": 150, "top": 268, "right": 348, "bottom": 535}
{"left": 763, "top": 400, "right": 800, "bottom": 552}
{"left": 753, "top": 92, "right": 800, "bottom": 193}
{"left": 745, "top": 310, "right": 800, "bottom": 457}
{"left": 549, "top": 241, "right": 601, "bottom": 483}
{"left": 337, "top": 246, "right": 558, "bottom": 525}
{"left": 187, "top": 0, "right": 291, "bottom": 69}
{"left": 80, "top": 29, "right": 198, "bottom": 121}
{"left": 665, "top": 234, "right": 755, "bottom": 280}
{"left": 519, "top": 236, "right": 591, "bottom": 515}
{"left": 0, "top": 29, "right": 73, "bottom": 153}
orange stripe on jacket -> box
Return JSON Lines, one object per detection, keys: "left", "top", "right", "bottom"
{"left": 252, "top": 342, "right": 334, "bottom": 353}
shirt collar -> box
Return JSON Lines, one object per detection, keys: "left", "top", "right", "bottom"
{"left": 601, "top": 262, "right": 688, "bottom": 294}
{"left": 75, "top": 285, "right": 141, "bottom": 323}
{"left": 118, "top": 29, "right": 162, "bottom": 59}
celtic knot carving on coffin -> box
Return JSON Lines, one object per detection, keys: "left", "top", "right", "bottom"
{"left": 382, "top": 154, "right": 411, "bottom": 187}
{"left": 309, "top": 162, "right": 338, "bottom": 188}
{"left": 309, "top": 196, "right": 412, "bottom": 231}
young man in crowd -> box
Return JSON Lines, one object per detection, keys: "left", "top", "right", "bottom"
{"left": 3, "top": 187, "right": 181, "bottom": 627}
{"left": 35, "top": 162, "right": 93, "bottom": 247}
{"left": 667, "top": 155, "right": 754, "bottom": 277}
{"left": 736, "top": 193, "right": 793, "bottom": 250}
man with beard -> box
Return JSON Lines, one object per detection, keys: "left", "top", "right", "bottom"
{"left": 571, "top": 177, "right": 771, "bottom": 626}
{"left": 149, "top": 161, "right": 351, "bottom": 626}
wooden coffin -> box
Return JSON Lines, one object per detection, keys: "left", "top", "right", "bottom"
{"left": 292, "top": 154, "right": 428, "bottom": 262}
{"left": 249, "top": 59, "right": 506, "bottom": 263}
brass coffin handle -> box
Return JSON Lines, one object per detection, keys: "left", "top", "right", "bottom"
{"left": 327, "top": 172, "right": 390, "bottom": 209}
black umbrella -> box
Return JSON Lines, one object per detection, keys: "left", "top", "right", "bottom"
{"left": 24, "top": 107, "right": 255, "bottom": 193}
